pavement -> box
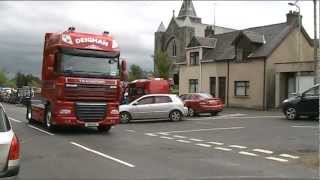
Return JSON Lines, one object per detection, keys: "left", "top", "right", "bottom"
{"left": 2, "top": 103, "right": 319, "bottom": 180}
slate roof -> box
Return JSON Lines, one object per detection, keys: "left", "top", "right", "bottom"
{"left": 189, "top": 37, "right": 217, "bottom": 48}
{"left": 175, "top": 18, "right": 235, "bottom": 36}
{"left": 196, "top": 22, "right": 311, "bottom": 61}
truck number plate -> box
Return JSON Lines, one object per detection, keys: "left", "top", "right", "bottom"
{"left": 85, "top": 122, "right": 99, "bottom": 127}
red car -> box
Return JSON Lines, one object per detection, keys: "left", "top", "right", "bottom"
{"left": 179, "top": 93, "right": 224, "bottom": 116}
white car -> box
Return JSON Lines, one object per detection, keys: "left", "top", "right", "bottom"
{"left": 119, "top": 94, "right": 188, "bottom": 123}
{"left": 0, "top": 104, "right": 20, "bottom": 178}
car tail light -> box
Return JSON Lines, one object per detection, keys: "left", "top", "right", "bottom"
{"left": 199, "top": 101, "right": 207, "bottom": 105}
{"left": 9, "top": 135, "right": 20, "bottom": 160}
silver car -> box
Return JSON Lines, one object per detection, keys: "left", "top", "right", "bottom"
{"left": 119, "top": 94, "right": 188, "bottom": 123}
{"left": 0, "top": 104, "right": 20, "bottom": 178}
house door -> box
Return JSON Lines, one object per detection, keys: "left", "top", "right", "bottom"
{"left": 218, "top": 77, "right": 226, "bottom": 103}
{"left": 209, "top": 77, "right": 216, "bottom": 97}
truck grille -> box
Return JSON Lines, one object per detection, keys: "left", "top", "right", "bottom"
{"left": 64, "top": 84, "right": 117, "bottom": 101}
{"left": 75, "top": 102, "right": 107, "bottom": 122}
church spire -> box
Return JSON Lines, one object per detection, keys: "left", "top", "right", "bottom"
{"left": 177, "top": 0, "right": 197, "bottom": 18}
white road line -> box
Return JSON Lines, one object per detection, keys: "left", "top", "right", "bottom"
{"left": 125, "top": 129, "right": 136, "bottom": 133}
{"left": 27, "top": 125, "right": 54, "bottom": 136}
{"left": 207, "top": 141, "right": 224, "bottom": 145}
{"left": 239, "top": 151, "right": 258, "bottom": 156}
{"left": 279, "top": 154, "right": 300, "bottom": 159}
{"left": 291, "top": 126, "right": 317, "bottom": 128}
{"left": 8, "top": 117, "right": 22, "bottom": 123}
{"left": 266, "top": 156, "right": 289, "bottom": 162}
{"left": 189, "top": 138, "right": 203, "bottom": 142}
{"left": 144, "top": 133, "right": 158, "bottom": 137}
{"left": 173, "top": 135, "right": 187, "bottom": 138}
{"left": 218, "top": 113, "right": 247, "bottom": 118}
{"left": 253, "top": 149, "right": 273, "bottom": 154}
{"left": 189, "top": 116, "right": 283, "bottom": 121}
{"left": 159, "top": 136, "right": 174, "bottom": 140}
{"left": 176, "top": 139, "right": 191, "bottom": 143}
{"left": 70, "top": 142, "right": 135, "bottom": 168}
{"left": 214, "top": 147, "right": 232, "bottom": 151}
{"left": 156, "top": 127, "right": 244, "bottom": 134}
{"left": 196, "top": 143, "right": 212, "bottom": 147}
{"left": 158, "top": 132, "right": 169, "bottom": 135}
{"left": 229, "top": 145, "right": 247, "bottom": 149}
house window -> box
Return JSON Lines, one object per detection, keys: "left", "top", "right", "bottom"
{"left": 237, "top": 47, "right": 252, "bottom": 60}
{"left": 172, "top": 40, "right": 177, "bottom": 57}
{"left": 190, "top": 52, "right": 199, "bottom": 65}
{"left": 189, "top": 79, "right": 198, "bottom": 93}
{"left": 234, "top": 81, "right": 249, "bottom": 96}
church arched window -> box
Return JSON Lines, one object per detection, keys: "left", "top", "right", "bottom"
{"left": 172, "top": 40, "right": 177, "bottom": 57}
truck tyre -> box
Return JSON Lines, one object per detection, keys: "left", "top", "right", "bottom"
{"left": 169, "top": 110, "right": 182, "bottom": 122}
{"left": 120, "top": 112, "right": 131, "bottom": 124}
{"left": 98, "top": 125, "right": 111, "bottom": 132}
{"left": 44, "top": 105, "right": 56, "bottom": 132}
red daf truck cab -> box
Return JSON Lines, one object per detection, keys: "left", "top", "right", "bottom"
{"left": 26, "top": 27, "right": 127, "bottom": 132}
{"left": 127, "top": 79, "right": 170, "bottom": 102}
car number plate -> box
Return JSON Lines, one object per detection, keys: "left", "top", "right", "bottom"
{"left": 85, "top": 122, "right": 99, "bottom": 127}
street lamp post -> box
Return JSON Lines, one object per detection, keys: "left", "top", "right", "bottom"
{"left": 289, "top": 2, "right": 301, "bottom": 93}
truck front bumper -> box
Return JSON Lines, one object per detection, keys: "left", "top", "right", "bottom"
{"left": 52, "top": 116, "right": 119, "bottom": 127}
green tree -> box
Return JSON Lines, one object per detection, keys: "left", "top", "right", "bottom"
{"left": 0, "top": 69, "right": 8, "bottom": 86}
{"left": 128, "top": 64, "right": 143, "bottom": 81}
{"left": 154, "top": 50, "right": 172, "bottom": 79}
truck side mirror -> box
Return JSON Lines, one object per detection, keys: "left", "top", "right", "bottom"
{"left": 46, "top": 54, "right": 55, "bottom": 78}
{"left": 120, "top": 59, "right": 128, "bottom": 81}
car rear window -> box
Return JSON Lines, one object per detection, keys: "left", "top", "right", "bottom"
{"left": 0, "top": 107, "right": 10, "bottom": 132}
{"left": 155, "top": 96, "right": 172, "bottom": 103}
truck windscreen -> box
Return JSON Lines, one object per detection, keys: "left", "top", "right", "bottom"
{"left": 58, "top": 53, "right": 119, "bottom": 78}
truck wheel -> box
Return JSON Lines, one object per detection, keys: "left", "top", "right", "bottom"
{"left": 98, "top": 125, "right": 111, "bottom": 132}
{"left": 44, "top": 105, "right": 55, "bottom": 131}
{"left": 170, "top": 110, "right": 182, "bottom": 122}
{"left": 120, "top": 112, "right": 131, "bottom": 124}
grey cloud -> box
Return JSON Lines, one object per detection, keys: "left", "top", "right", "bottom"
{"left": 0, "top": 1, "right": 155, "bottom": 77}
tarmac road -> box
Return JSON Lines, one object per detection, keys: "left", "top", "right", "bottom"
{"left": 2, "top": 103, "right": 319, "bottom": 180}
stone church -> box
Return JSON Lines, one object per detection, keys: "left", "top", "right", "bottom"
{"left": 154, "top": 0, "right": 235, "bottom": 83}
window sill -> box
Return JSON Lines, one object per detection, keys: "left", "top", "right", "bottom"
{"left": 234, "top": 95, "right": 249, "bottom": 98}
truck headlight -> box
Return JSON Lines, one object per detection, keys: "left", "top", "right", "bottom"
{"left": 59, "top": 109, "right": 72, "bottom": 115}
{"left": 65, "top": 84, "right": 78, "bottom": 88}
{"left": 110, "top": 109, "right": 119, "bottom": 115}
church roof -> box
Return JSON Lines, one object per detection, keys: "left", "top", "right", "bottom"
{"left": 177, "top": 0, "right": 197, "bottom": 18}
{"left": 157, "top": 21, "right": 166, "bottom": 32}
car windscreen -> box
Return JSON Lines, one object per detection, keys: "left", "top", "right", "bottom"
{"left": 0, "top": 107, "right": 10, "bottom": 132}
{"left": 198, "top": 93, "right": 213, "bottom": 99}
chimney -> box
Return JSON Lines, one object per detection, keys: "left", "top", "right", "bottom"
{"left": 205, "top": 25, "right": 215, "bottom": 37}
{"left": 286, "top": 10, "right": 302, "bottom": 25}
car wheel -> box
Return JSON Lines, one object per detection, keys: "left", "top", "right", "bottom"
{"left": 211, "top": 111, "right": 218, "bottom": 116}
{"left": 120, "top": 112, "right": 131, "bottom": 124}
{"left": 26, "top": 105, "right": 34, "bottom": 123}
{"left": 188, "top": 108, "right": 195, "bottom": 117}
{"left": 44, "top": 105, "right": 55, "bottom": 131}
{"left": 98, "top": 125, "right": 111, "bottom": 132}
{"left": 285, "top": 107, "right": 298, "bottom": 120}
{"left": 170, "top": 110, "right": 182, "bottom": 122}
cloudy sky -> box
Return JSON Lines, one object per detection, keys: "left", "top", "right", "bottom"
{"left": 0, "top": 1, "right": 316, "bottom": 77}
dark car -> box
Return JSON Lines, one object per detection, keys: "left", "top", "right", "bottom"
{"left": 282, "top": 84, "right": 319, "bottom": 120}
{"left": 180, "top": 93, "right": 224, "bottom": 116}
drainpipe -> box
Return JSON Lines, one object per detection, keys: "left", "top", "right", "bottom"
{"left": 227, "top": 59, "right": 230, "bottom": 107}
{"left": 263, "top": 58, "right": 267, "bottom": 110}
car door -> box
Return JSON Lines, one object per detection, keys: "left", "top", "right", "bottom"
{"left": 298, "top": 86, "right": 319, "bottom": 115}
{"left": 0, "top": 107, "right": 12, "bottom": 172}
{"left": 153, "top": 96, "right": 173, "bottom": 118}
{"left": 130, "top": 96, "right": 155, "bottom": 119}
